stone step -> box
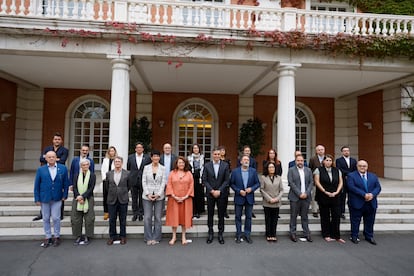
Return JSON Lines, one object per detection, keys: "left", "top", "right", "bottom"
{"left": 1, "top": 223, "right": 414, "bottom": 241}
{"left": 1, "top": 213, "right": 414, "bottom": 229}
{"left": 2, "top": 203, "right": 414, "bottom": 216}
{"left": 1, "top": 195, "right": 413, "bottom": 206}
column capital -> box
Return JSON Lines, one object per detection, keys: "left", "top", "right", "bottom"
{"left": 277, "top": 63, "right": 301, "bottom": 71}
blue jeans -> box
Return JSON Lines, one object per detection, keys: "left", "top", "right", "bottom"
{"left": 41, "top": 200, "right": 62, "bottom": 239}
{"left": 143, "top": 199, "right": 164, "bottom": 242}
{"left": 108, "top": 201, "right": 128, "bottom": 239}
{"left": 235, "top": 203, "right": 253, "bottom": 238}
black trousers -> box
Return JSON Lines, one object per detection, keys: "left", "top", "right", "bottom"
{"left": 131, "top": 184, "right": 143, "bottom": 216}
{"left": 207, "top": 195, "right": 227, "bottom": 234}
{"left": 193, "top": 177, "right": 205, "bottom": 215}
{"left": 318, "top": 200, "right": 341, "bottom": 239}
{"left": 263, "top": 206, "right": 280, "bottom": 238}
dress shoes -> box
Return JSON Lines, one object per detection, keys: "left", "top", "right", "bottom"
{"left": 224, "top": 213, "right": 230, "bottom": 219}
{"left": 106, "top": 239, "right": 114, "bottom": 245}
{"left": 350, "top": 236, "right": 359, "bottom": 244}
{"left": 53, "top": 237, "right": 61, "bottom": 247}
{"left": 33, "top": 214, "right": 42, "bottom": 221}
{"left": 235, "top": 236, "right": 242, "bottom": 244}
{"left": 244, "top": 236, "right": 253, "bottom": 244}
{"left": 251, "top": 213, "right": 256, "bottom": 218}
{"left": 138, "top": 215, "right": 144, "bottom": 221}
{"left": 366, "top": 237, "right": 377, "bottom": 245}
{"left": 218, "top": 235, "right": 225, "bottom": 244}
{"left": 206, "top": 234, "right": 214, "bottom": 244}
{"left": 120, "top": 237, "right": 127, "bottom": 245}
{"left": 132, "top": 214, "right": 138, "bottom": 221}
{"left": 290, "top": 234, "right": 297, "bottom": 242}
{"left": 83, "top": 236, "right": 89, "bottom": 245}
{"left": 305, "top": 235, "right": 313, "bottom": 242}
{"left": 103, "top": 212, "right": 109, "bottom": 220}
{"left": 312, "top": 212, "right": 319, "bottom": 218}
{"left": 341, "top": 214, "right": 346, "bottom": 219}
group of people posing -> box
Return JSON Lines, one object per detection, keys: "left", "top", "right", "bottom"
{"left": 33, "top": 133, "right": 381, "bottom": 248}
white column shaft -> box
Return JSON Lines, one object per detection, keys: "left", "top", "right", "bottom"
{"left": 109, "top": 58, "right": 131, "bottom": 167}
{"left": 277, "top": 64, "right": 299, "bottom": 180}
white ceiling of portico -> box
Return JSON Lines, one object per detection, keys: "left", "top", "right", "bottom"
{"left": 0, "top": 53, "right": 412, "bottom": 98}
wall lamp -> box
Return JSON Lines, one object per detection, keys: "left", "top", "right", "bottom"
{"left": 158, "top": 120, "right": 165, "bottom": 128}
{"left": 226, "top": 122, "right": 232, "bottom": 129}
{"left": 363, "top": 122, "right": 373, "bottom": 130}
{"left": 1, "top": 113, "right": 11, "bottom": 121}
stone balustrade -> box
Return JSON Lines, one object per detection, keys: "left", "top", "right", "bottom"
{"left": 1, "top": 0, "right": 413, "bottom": 36}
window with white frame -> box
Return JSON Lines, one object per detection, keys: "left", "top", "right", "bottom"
{"left": 71, "top": 100, "right": 110, "bottom": 170}
{"left": 176, "top": 103, "right": 214, "bottom": 162}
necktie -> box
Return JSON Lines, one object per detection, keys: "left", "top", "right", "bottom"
{"left": 362, "top": 174, "right": 368, "bottom": 192}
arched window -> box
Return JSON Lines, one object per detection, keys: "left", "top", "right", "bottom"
{"left": 175, "top": 102, "right": 215, "bottom": 161}
{"left": 295, "top": 107, "right": 311, "bottom": 161}
{"left": 71, "top": 100, "right": 110, "bottom": 170}
{"left": 273, "top": 105, "right": 313, "bottom": 161}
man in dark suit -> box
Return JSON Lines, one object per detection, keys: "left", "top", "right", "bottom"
{"left": 69, "top": 145, "right": 95, "bottom": 185}
{"left": 230, "top": 155, "right": 260, "bottom": 244}
{"left": 347, "top": 160, "right": 381, "bottom": 245}
{"left": 105, "top": 156, "right": 131, "bottom": 245}
{"left": 238, "top": 145, "right": 257, "bottom": 169}
{"left": 159, "top": 142, "right": 177, "bottom": 181}
{"left": 203, "top": 148, "right": 230, "bottom": 244}
{"left": 34, "top": 132, "right": 69, "bottom": 221}
{"left": 335, "top": 146, "right": 357, "bottom": 219}
{"left": 308, "top": 144, "right": 325, "bottom": 218}
{"left": 127, "top": 142, "right": 151, "bottom": 221}
{"left": 288, "top": 154, "right": 314, "bottom": 242}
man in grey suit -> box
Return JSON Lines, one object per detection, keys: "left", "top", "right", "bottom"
{"left": 105, "top": 156, "right": 130, "bottom": 245}
{"left": 288, "top": 155, "right": 314, "bottom": 242}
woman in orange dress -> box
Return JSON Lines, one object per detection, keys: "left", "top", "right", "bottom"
{"left": 165, "top": 156, "right": 194, "bottom": 245}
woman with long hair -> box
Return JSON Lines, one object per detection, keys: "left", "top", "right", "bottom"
{"left": 165, "top": 156, "right": 194, "bottom": 245}
{"left": 187, "top": 144, "right": 205, "bottom": 218}
{"left": 101, "top": 146, "right": 117, "bottom": 220}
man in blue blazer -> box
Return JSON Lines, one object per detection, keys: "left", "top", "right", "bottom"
{"left": 34, "top": 151, "right": 70, "bottom": 248}
{"left": 69, "top": 145, "right": 95, "bottom": 185}
{"left": 347, "top": 160, "right": 381, "bottom": 245}
{"left": 203, "top": 148, "right": 230, "bottom": 244}
{"left": 230, "top": 155, "right": 260, "bottom": 244}
{"left": 335, "top": 146, "right": 357, "bottom": 219}
{"left": 288, "top": 155, "right": 314, "bottom": 242}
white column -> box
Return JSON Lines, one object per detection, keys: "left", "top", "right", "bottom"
{"left": 108, "top": 56, "right": 131, "bottom": 167}
{"left": 277, "top": 63, "right": 300, "bottom": 180}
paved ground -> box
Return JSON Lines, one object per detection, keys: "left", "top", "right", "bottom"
{"left": 0, "top": 234, "right": 413, "bottom": 276}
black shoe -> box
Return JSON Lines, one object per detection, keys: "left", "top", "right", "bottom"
{"left": 60, "top": 216, "right": 64, "bottom": 220}
{"left": 224, "top": 213, "right": 230, "bottom": 219}
{"left": 73, "top": 236, "right": 81, "bottom": 246}
{"left": 132, "top": 215, "right": 138, "bottom": 221}
{"left": 33, "top": 215, "right": 42, "bottom": 221}
{"left": 244, "top": 236, "right": 253, "bottom": 244}
{"left": 138, "top": 215, "right": 144, "bottom": 221}
{"left": 350, "top": 236, "right": 359, "bottom": 244}
{"left": 251, "top": 213, "right": 256, "bottom": 218}
{"left": 365, "top": 237, "right": 377, "bottom": 245}
{"left": 218, "top": 235, "right": 225, "bottom": 244}
{"left": 290, "top": 234, "right": 297, "bottom": 242}
{"left": 206, "top": 234, "right": 213, "bottom": 244}
{"left": 305, "top": 235, "right": 313, "bottom": 242}
{"left": 193, "top": 214, "right": 200, "bottom": 219}
{"left": 83, "top": 236, "right": 89, "bottom": 245}
{"left": 312, "top": 212, "right": 319, "bottom": 218}
{"left": 341, "top": 214, "right": 346, "bottom": 219}
{"left": 235, "top": 236, "right": 242, "bottom": 244}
